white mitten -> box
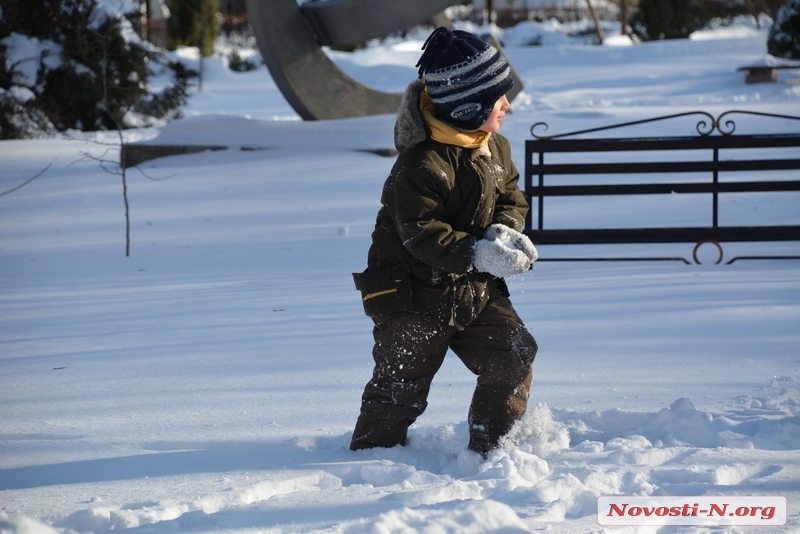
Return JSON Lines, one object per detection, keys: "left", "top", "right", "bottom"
{"left": 484, "top": 224, "right": 538, "bottom": 263}
{"left": 484, "top": 223, "right": 512, "bottom": 242}
{"left": 509, "top": 228, "right": 538, "bottom": 263}
{"left": 473, "top": 237, "right": 531, "bottom": 278}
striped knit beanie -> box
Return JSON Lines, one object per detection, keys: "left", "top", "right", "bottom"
{"left": 416, "top": 27, "right": 514, "bottom": 132}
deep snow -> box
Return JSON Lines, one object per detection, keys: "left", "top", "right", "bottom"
{"left": 1, "top": 17, "right": 800, "bottom": 534}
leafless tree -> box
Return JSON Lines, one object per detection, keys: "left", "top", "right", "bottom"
{"left": 586, "top": 0, "right": 605, "bottom": 43}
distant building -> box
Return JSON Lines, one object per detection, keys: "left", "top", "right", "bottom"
{"left": 142, "top": 0, "right": 170, "bottom": 48}
{"left": 469, "top": 0, "right": 622, "bottom": 26}
{"left": 217, "top": 0, "right": 253, "bottom": 46}
{"left": 217, "top": 0, "right": 247, "bottom": 14}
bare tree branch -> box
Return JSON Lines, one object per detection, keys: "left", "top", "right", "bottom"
{"left": 0, "top": 163, "right": 52, "bottom": 198}
{"left": 134, "top": 166, "right": 177, "bottom": 181}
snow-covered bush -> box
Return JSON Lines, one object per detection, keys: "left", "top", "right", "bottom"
{"left": 226, "top": 49, "right": 262, "bottom": 72}
{"left": 768, "top": 0, "right": 800, "bottom": 59}
{"left": 0, "top": 87, "right": 57, "bottom": 139}
{"left": 0, "top": 0, "right": 193, "bottom": 139}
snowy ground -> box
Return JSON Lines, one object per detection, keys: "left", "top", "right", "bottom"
{"left": 2, "top": 19, "right": 800, "bottom": 534}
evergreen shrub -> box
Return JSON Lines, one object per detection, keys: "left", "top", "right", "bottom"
{"left": 631, "top": 0, "right": 720, "bottom": 40}
{"left": 0, "top": 0, "right": 193, "bottom": 139}
{"left": 768, "top": 0, "right": 800, "bottom": 59}
{"left": 167, "top": 0, "right": 218, "bottom": 57}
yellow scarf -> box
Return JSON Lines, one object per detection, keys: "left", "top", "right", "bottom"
{"left": 420, "top": 88, "right": 491, "bottom": 157}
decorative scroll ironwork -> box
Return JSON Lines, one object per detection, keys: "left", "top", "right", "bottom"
{"left": 692, "top": 240, "right": 724, "bottom": 265}
{"left": 530, "top": 110, "right": 800, "bottom": 140}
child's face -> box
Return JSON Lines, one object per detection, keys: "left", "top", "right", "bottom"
{"left": 478, "top": 95, "right": 510, "bottom": 133}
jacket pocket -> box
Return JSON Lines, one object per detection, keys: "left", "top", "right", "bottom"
{"left": 353, "top": 264, "right": 413, "bottom": 317}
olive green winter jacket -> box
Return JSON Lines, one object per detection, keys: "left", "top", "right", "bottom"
{"left": 355, "top": 79, "right": 529, "bottom": 329}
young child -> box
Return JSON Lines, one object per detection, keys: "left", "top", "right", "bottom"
{"left": 350, "top": 27, "right": 539, "bottom": 457}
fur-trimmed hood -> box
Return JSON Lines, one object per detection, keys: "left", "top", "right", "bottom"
{"left": 393, "top": 79, "right": 493, "bottom": 159}
{"left": 393, "top": 79, "right": 429, "bottom": 153}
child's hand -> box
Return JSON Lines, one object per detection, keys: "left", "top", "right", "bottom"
{"left": 484, "top": 224, "right": 538, "bottom": 263}
{"left": 473, "top": 229, "right": 532, "bottom": 278}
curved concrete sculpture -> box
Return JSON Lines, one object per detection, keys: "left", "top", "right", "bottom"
{"left": 123, "top": 1, "right": 527, "bottom": 167}
{"left": 301, "top": 0, "right": 456, "bottom": 48}
{"left": 247, "top": 0, "right": 524, "bottom": 121}
{"left": 245, "top": 0, "right": 455, "bottom": 120}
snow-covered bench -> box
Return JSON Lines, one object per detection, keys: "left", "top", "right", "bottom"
{"left": 523, "top": 110, "right": 800, "bottom": 264}
{"left": 736, "top": 54, "right": 800, "bottom": 83}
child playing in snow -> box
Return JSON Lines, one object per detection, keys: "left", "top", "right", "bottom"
{"left": 350, "top": 27, "right": 539, "bottom": 457}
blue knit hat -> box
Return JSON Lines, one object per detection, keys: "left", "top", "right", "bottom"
{"left": 416, "top": 27, "right": 514, "bottom": 132}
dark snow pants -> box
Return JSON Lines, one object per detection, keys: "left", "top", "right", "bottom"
{"left": 350, "top": 291, "right": 537, "bottom": 456}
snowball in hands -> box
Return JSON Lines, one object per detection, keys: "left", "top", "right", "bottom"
{"left": 473, "top": 224, "right": 538, "bottom": 278}
{"left": 484, "top": 224, "right": 538, "bottom": 263}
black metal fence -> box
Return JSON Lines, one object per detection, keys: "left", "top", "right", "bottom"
{"left": 523, "top": 110, "right": 800, "bottom": 264}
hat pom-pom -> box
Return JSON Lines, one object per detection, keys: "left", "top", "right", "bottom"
{"left": 415, "top": 27, "right": 455, "bottom": 78}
